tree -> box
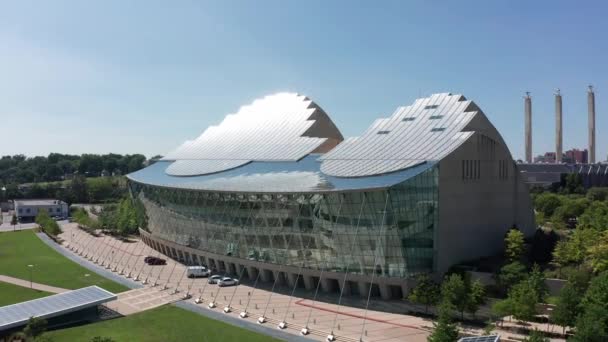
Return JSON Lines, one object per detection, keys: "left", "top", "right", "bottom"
{"left": 116, "top": 198, "right": 138, "bottom": 235}
{"left": 126, "top": 154, "right": 146, "bottom": 173}
{"left": 580, "top": 271, "right": 608, "bottom": 314}
{"left": 441, "top": 273, "right": 467, "bottom": 320}
{"left": 527, "top": 264, "right": 548, "bottom": 303}
{"left": 552, "top": 228, "right": 597, "bottom": 268}
{"left": 408, "top": 274, "right": 440, "bottom": 314}
{"left": 36, "top": 210, "right": 62, "bottom": 236}
{"left": 491, "top": 299, "right": 513, "bottom": 326}
{"left": 465, "top": 279, "right": 486, "bottom": 318}
{"left": 427, "top": 301, "right": 459, "bottom": 342}
{"left": 23, "top": 316, "right": 47, "bottom": 338}
{"left": 550, "top": 198, "right": 588, "bottom": 229}
{"left": 551, "top": 282, "right": 581, "bottom": 334}
{"left": 586, "top": 187, "right": 608, "bottom": 202}
{"left": 69, "top": 175, "right": 89, "bottom": 203}
{"left": 571, "top": 304, "right": 608, "bottom": 342}
{"left": 523, "top": 330, "right": 549, "bottom": 342}
{"left": 577, "top": 201, "right": 608, "bottom": 231}
{"left": 11, "top": 213, "right": 18, "bottom": 231}
{"left": 534, "top": 193, "right": 562, "bottom": 218}
{"left": 505, "top": 229, "right": 525, "bottom": 261}
{"left": 88, "top": 178, "right": 114, "bottom": 203}
{"left": 587, "top": 231, "right": 608, "bottom": 273}
{"left": 497, "top": 261, "right": 527, "bottom": 293}
{"left": 529, "top": 228, "right": 558, "bottom": 264}
{"left": 508, "top": 280, "right": 538, "bottom": 322}
{"left": 562, "top": 173, "right": 584, "bottom": 194}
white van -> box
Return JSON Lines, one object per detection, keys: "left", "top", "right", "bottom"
{"left": 187, "top": 266, "right": 210, "bottom": 278}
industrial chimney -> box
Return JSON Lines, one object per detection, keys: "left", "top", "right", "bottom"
{"left": 555, "top": 89, "right": 563, "bottom": 163}
{"left": 588, "top": 85, "right": 596, "bottom": 164}
{"left": 524, "top": 92, "right": 532, "bottom": 163}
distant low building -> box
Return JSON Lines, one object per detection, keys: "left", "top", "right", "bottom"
{"left": 518, "top": 163, "right": 608, "bottom": 189}
{"left": 14, "top": 199, "right": 68, "bottom": 220}
{"left": 564, "top": 148, "right": 588, "bottom": 164}
{"left": 534, "top": 152, "right": 556, "bottom": 163}
{"left": 533, "top": 149, "right": 589, "bottom": 164}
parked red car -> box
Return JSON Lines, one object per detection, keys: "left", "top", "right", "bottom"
{"left": 144, "top": 256, "right": 166, "bottom": 265}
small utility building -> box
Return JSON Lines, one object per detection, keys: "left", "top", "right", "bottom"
{"left": 14, "top": 199, "right": 68, "bottom": 221}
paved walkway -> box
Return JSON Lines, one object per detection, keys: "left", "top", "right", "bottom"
{"left": 0, "top": 275, "right": 69, "bottom": 294}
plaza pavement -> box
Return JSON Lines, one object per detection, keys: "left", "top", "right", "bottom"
{"left": 57, "top": 223, "right": 430, "bottom": 342}
{"left": 53, "top": 224, "right": 567, "bottom": 342}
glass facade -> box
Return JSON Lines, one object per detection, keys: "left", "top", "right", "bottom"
{"left": 129, "top": 166, "right": 438, "bottom": 279}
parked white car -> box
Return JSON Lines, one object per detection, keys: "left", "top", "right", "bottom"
{"left": 218, "top": 277, "right": 239, "bottom": 287}
{"left": 208, "top": 275, "right": 223, "bottom": 284}
{"left": 187, "top": 266, "right": 210, "bottom": 278}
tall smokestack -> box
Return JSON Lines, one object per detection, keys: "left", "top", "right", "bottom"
{"left": 555, "top": 89, "right": 563, "bottom": 163}
{"left": 524, "top": 92, "right": 532, "bottom": 163}
{"left": 588, "top": 85, "right": 596, "bottom": 164}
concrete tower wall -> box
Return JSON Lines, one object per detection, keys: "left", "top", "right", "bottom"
{"left": 525, "top": 93, "right": 532, "bottom": 163}
{"left": 588, "top": 86, "right": 596, "bottom": 164}
{"left": 435, "top": 112, "right": 535, "bottom": 275}
{"left": 555, "top": 91, "right": 563, "bottom": 163}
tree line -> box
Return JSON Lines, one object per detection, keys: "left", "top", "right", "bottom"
{"left": 0, "top": 153, "right": 158, "bottom": 186}
{"left": 2, "top": 175, "right": 128, "bottom": 204}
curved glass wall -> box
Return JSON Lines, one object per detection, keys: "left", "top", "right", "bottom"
{"left": 129, "top": 166, "right": 438, "bottom": 278}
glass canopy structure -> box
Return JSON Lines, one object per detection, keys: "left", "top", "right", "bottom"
{"left": 128, "top": 92, "right": 534, "bottom": 299}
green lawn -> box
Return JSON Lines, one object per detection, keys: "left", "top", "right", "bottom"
{"left": 44, "top": 305, "right": 281, "bottom": 342}
{"left": 0, "top": 281, "right": 52, "bottom": 306}
{"left": 0, "top": 230, "right": 128, "bottom": 293}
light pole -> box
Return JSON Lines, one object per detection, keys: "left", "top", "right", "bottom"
{"left": 27, "top": 264, "right": 34, "bottom": 289}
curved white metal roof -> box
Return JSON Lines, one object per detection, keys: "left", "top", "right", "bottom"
{"left": 163, "top": 92, "right": 342, "bottom": 176}
{"left": 319, "top": 93, "right": 477, "bottom": 177}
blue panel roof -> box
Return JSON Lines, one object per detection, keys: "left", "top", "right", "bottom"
{"left": 127, "top": 154, "right": 435, "bottom": 193}
{"left": 0, "top": 286, "right": 116, "bottom": 331}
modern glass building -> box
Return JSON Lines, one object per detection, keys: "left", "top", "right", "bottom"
{"left": 128, "top": 92, "right": 534, "bottom": 299}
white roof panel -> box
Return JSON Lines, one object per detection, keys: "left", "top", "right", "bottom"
{"left": 320, "top": 93, "right": 477, "bottom": 177}
{"left": 163, "top": 93, "right": 339, "bottom": 176}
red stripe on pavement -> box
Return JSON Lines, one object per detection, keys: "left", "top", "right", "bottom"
{"left": 294, "top": 299, "right": 428, "bottom": 332}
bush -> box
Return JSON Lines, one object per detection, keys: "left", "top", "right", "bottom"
{"left": 35, "top": 210, "right": 62, "bottom": 236}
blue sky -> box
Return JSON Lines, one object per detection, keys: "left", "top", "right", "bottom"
{"left": 1, "top": 1, "right": 606, "bottom": 161}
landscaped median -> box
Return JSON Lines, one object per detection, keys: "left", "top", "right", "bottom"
{"left": 0, "top": 230, "right": 128, "bottom": 293}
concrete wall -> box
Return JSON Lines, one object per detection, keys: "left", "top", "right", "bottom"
{"left": 434, "top": 110, "right": 535, "bottom": 275}
{"left": 467, "top": 271, "right": 566, "bottom": 296}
